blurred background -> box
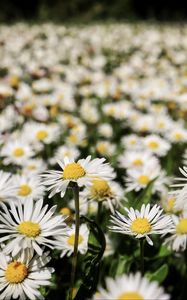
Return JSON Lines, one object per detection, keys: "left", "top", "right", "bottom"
{"left": 1, "top": 0, "right": 187, "bottom": 22}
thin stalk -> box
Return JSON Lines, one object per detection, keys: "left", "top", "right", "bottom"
{"left": 97, "top": 201, "right": 102, "bottom": 224}
{"left": 69, "top": 183, "right": 80, "bottom": 300}
{"left": 140, "top": 239, "right": 145, "bottom": 275}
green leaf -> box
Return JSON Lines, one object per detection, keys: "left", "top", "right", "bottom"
{"left": 146, "top": 264, "right": 168, "bottom": 284}
{"left": 74, "top": 216, "right": 106, "bottom": 300}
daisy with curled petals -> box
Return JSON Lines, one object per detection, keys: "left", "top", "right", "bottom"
{"left": 109, "top": 204, "right": 173, "bottom": 245}
{"left": 0, "top": 198, "right": 67, "bottom": 256}
{"left": 0, "top": 249, "right": 54, "bottom": 300}
{"left": 93, "top": 272, "right": 170, "bottom": 300}
{"left": 41, "top": 156, "right": 115, "bottom": 198}
{"left": 0, "top": 170, "right": 18, "bottom": 203}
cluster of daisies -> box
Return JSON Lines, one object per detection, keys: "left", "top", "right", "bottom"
{"left": 0, "top": 22, "right": 187, "bottom": 299}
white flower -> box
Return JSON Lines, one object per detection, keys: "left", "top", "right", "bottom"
{"left": 110, "top": 204, "right": 173, "bottom": 245}
{"left": 13, "top": 174, "right": 45, "bottom": 202}
{"left": 164, "top": 215, "right": 187, "bottom": 251}
{"left": 49, "top": 145, "right": 80, "bottom": 165}
{"left": 21, "top": 158, "right": 47, "bottom": 175}
{"left": 0, "top": 198, "right": 67, "bottom": 256}
{"left": 0, "top": 171, "right": 18, "bottom": 203}
{"left": 55, "top": 223, "right": 89, "bottom": 257}
{"left": 1, "top": 139, "right": 34, "bottom": 166}
{"left": 0, "top": 249, "right": 54, "bottom": 300}
{"left": 118, "top": 150, "right": 158, "bottom": 170}
{"left": 41, "top": 156, "right": 115, "bottom": 198}
{"left": 96, "top": 141, "right": 116, "bottom": 157}
{"left": 80, "top": 179, "right": 123, "bottom": 213}
{"left": 93, "top": 272, "right": 170, "bottom": 300}
{"left": 143, "top": 134, "right": 171, "bottom": 157}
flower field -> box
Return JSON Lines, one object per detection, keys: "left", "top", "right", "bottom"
{"left": 0, "top": 23, "right": 187, "bottom": 300}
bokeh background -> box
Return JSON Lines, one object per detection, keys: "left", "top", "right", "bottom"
{"left": 1, "top": 0, "right": 187, "bottom": 22}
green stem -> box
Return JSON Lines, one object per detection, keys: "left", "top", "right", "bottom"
{"left": 69, "top": 183, "right": 80, "bottom": 300}
{"left": 97, "top": 201, "right": 102, "bottom": 224}
{"left": 140, "top": 239, "right": 145, "bottom": 275}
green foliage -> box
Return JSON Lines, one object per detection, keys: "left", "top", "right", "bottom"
{"left": 74, "top": 216, "right": 106, "bottom": 300}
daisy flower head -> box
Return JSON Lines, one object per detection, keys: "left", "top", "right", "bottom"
{"left": 0, "top": 171, "right": 18, "bottom": 203}
{"left": 110, "top": 204, "right": 173, "bottom": 245}
{"left": 80, "top": 179, "right": 123, "bottom": 213}
{"left": 164, "top": 214, "right": 187, "bottom": 251}
{"left": 0, "top": 249, "right": 54, "bottom": 300}
{"left": 0, "top": 139, "right": 34, "bottom": 166}
{"left": 93, "top": 272, "right": 170, "bottom": 300}
{"left": 55, "top": 223, "right": 89, "bottom": 257}
{"left": 14, "top": 174, "right": 45, "bottom": 202}
{"left": 41, "top": 156, "right": 115, "bottom": 198}
{"left": 118, "top": 150, "right": 159, "bottom": 170}
{"left": 143, "top": 134, "right": 171, "bottom": 157}
{"left": 0, "top": 198, "right": 67, "bottom": 256}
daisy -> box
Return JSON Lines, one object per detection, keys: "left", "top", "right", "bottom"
{"left": 0, "top": 139, "right": 34, "bottom": 166}
{"left": 49, "top": 145, "right": 80, "bottom": 165}
{"left": 0, "top": 249, "right": 54, "bottom": 300}
{"left": 125, "top": 162, "right": 164, "bottom": 193}
{"left": 41, "top": 156, "right": 115, "bottom": 198}
{"left": 21, "top": 158, "right": 47, "bottom": 175}
{"left": 13, "top": 174, "right": 45, "bottom": 202}
{"left": 93, "top": 272, "right": 170, "bottom": 300}
{"left": 118, "top": 150, "right": 158, "bottom": 170}
{"left": 0, "top": 171, "right": 18, "bottom": 203}
{"left": 109, "top": 203, "right": 172, "bottom": 245}
{"left": 166, "top": 126, "right": 187, "bottom": 143}
{"left": 22, "top": 122, "right": 60, "bottom": 146}
{"left": 143, "top": 134, "right": 171, "bottom": 157}
{"left": 96, "top": 141, "right": 116, "bottom": 157}
{"left": 164, "top": 214, "right": 187, "bottom": 251}
{"left": 0, "top": 198, "right": 67, "bottom": 256}
{"left": 55, "top": 223, "right": 89, "bottom": 257}
{"left": 80, "top": 179, "right": 123, "bottom": 213}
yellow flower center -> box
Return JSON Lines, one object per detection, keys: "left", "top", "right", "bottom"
{"left": 148, "top": 141, "right": 159, "bottom": 149}
{"left": 18, "top": 184, "right": 32, "bottom": 196}
{"left": 5, "top": 261, "right": 28, "bottom": 284}
{"left": 117, "top": 292, "right": 143, "bottom": 300}
{"left": 96, "top": 143, "right": 107, "bottom": 155}
{"left": 166, "top": 197, "right": 176, "bottom": 212}
{"left": 36, "top": 130, "right": 48, "bottom": 140}
{"left": 13, "top": 148, "right": 25, "bottom": 157}
{"left": 176, "top": 218, "right": 187, "bottom": 234}
{"left": 131, "top": 218, "right": 151, "bottom": 234}
{"left": 17, "top": 221, "right": 41, "bottom": 237}
{"left": 91, "top": 179, "right": 111, "bottom": 199}
{"left": 60, "top": 207, "right": 71, "bottom": 216}
{"left": 129, "top": 139, "right": 137, "bottom": 145}
{"left": 174, "top": 132, "right": 184, "bottom": 140}
{"left": 132, "top": 159, "right": 143, "bottom": 167}
{"left": 63, "top": 162, "right": 86, "bottom": 180}
{"left": 67, "top": 234, "right": 84, "bottom": 246}
{"left": 138, "top": 175, "right": 150, "bottom": 185}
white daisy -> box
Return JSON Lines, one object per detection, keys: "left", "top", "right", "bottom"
{"left": 55, "top": 223, "right": 89, "bottom": 257}
{"left": 0, "top": 249, "right": 54, "bottom": 300}
{"left": 109, "top": 204, "right": 172, "bottom": 245}
{"left": 80, "top": 179, "right": 123, "bottom": 213}
{"left": 13, "top": 174, "right": 45, "bottom": 202}
{"left": 49, "top": 145, "right": 80, "bottom": 165}
{"left": 1, "top": 139, "right": 34, "bottom": 166}
{"left": 21, "top": 158, "right": 47, "bottom": 175}
{"left": 93, "top": 272, "right": 170, "bottom": 300}
{"left": 143, "top": 134, "right": 171, "bottom": 157}
{"left": 118, "top": 150, "right": 158, "bottom": 170}
{"left": 164, "top": 215, "right": 187, "bottom": 251}
{"left": 0, "top": 198, "right": 67, "bottom": 256}
{"left": 41, "top": 156, "right": 115, "bottom": 198}
{"left": 0, "top": 171, "right": 18, "bottom": 203}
